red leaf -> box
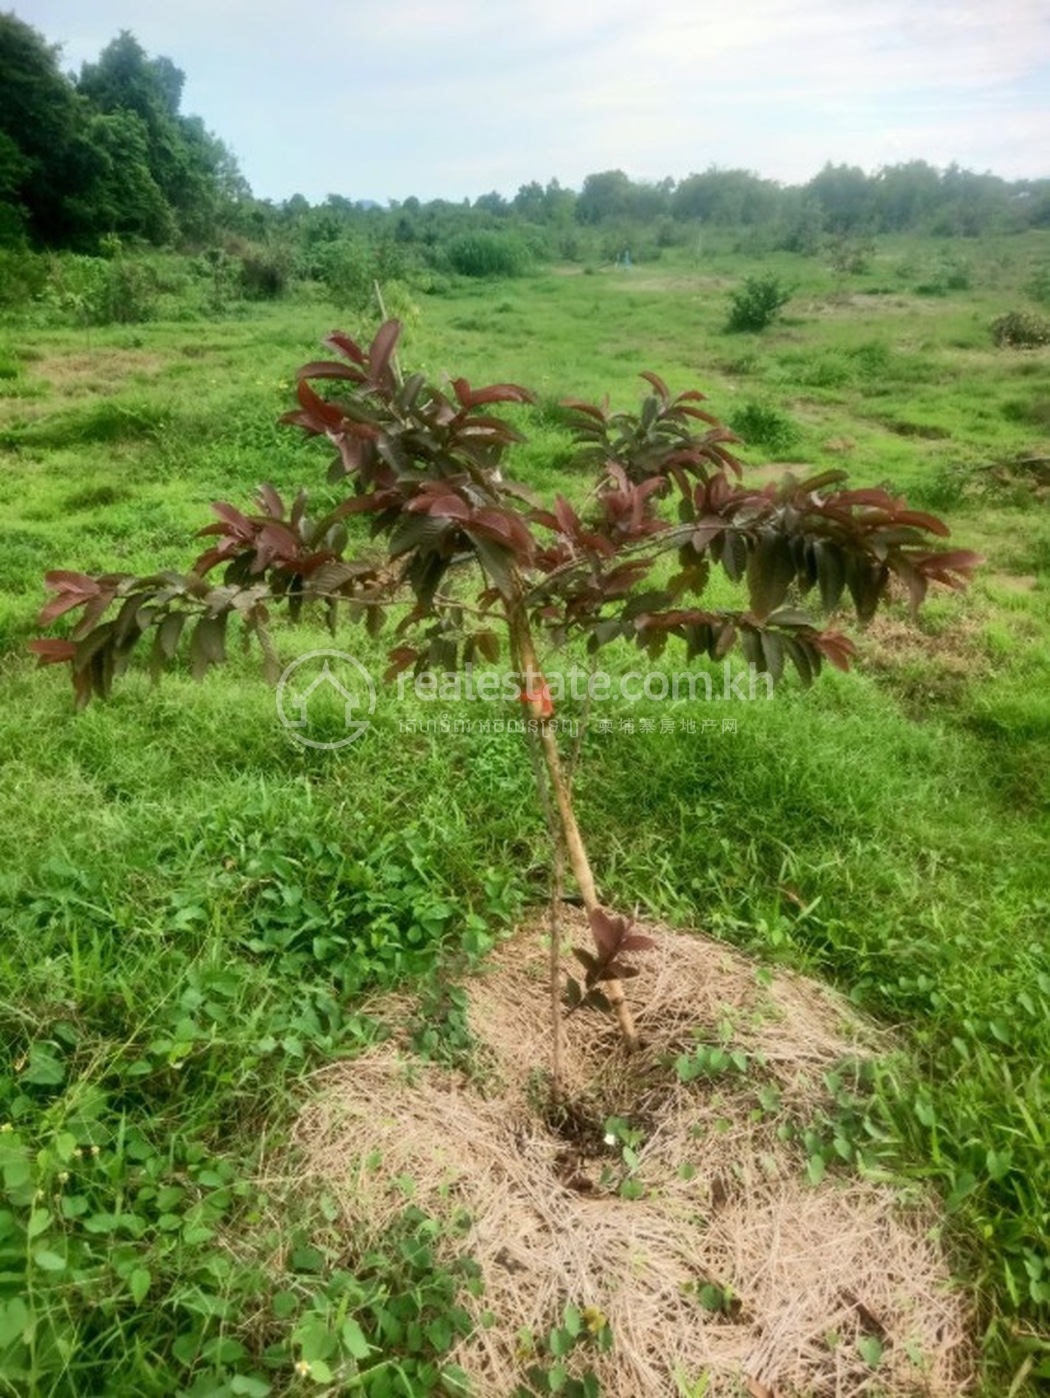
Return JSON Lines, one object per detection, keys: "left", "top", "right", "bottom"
{"left": 405, "top": 492, "right": 472, "bottom": 522}
{"left": 793, "top": 468, "right": 850, "bottom": 494}
{"left": 620, "top": 933, "right": 656, "bottom": 952}
{"left": 322, "top": 331, "right": 367, "bottom": 365}
{"left": 43, "top": 570, "right": 100, "bottom": 595}
{"left": 39, "top": 592, "right": 92, "bottom": 625}
{"left": 296, "top": 359, "right": 367, "bottom": 384}
{"left": 639, "top": 369, "right": 669, "bottom": 400}
{"left": 452, "top": 379, "right": 535, "bottom": 408}
{"left": 256, "top": 483, "right": 285, "bottom": 519}
{"left": 912, "top": 548, "right": 983, "bottom": 578}
{"left": 588, "top": 906, "right": 631, "bottom": 958}
{"left": 560, "top": 398, "right": 607, "bottom": 422}
{"left": 368, "top": 319, "right": 402, "bottom": 388}
{"left": 28, "top": 638, "right": 76, "bottom": 666}
{"left": 553, "top": 495, "right": 580, "bottom": 537}
{"left": 692, "top": 516, "right": 727, "bottom": 551}
{"left": 384, "top": 645, "right": 419, "bottom": 681}
{"left": 295, "top": 378, "right": 348, "bottom": 433}
{"left": 812, "top": 630, "right": 856, "bottom": 672}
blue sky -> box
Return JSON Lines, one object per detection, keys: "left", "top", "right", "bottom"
{"left": 15, "top": 0, "right": 1050, "bottom": 204}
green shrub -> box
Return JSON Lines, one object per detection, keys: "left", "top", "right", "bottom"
{"left": 992, "top": 310, "right": 1050, "bottom": 348}
{"left": 725, "top": 273, "right": 793, "bottom": 332}
{"left": 232, "top": 239, "right": 293, "bottom": 300}
{"left": 729, "top": 400, "right": 802, "bottom": 455}
{"left": 1026, "top": 264, "right": 1050, "bottom": 306}
{"left": 305, "top": 237, "right": 371, "bottom": 307}
{"left": 914, "top": 258, "right": 971, "bottom": 296}
{"left": 0, "top": 248, "right": 49, "bottom": 309}
{"left": 443, "top": 231, "right": 531, "bottom": 278}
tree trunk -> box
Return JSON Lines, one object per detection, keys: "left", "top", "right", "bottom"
{"left": 507, "top": 595, "right": 639, "bottom": 1050}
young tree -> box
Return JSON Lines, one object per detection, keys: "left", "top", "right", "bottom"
{"left": 31, "top": 322, "right": 979, "bottom": 1076}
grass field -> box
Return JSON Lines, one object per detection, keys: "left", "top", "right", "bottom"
{"left": 1, "top": 232, "right": 1048, "bottom": 1396}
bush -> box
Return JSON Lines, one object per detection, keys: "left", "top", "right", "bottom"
{"left": 1025, "top": 265, "right": 1050, "bottom": 306}
{"left": 0, "top": 248, "right": 48, "bottom": 310}
{"left": 729, "top": 400, "right": 802, "bottom": 456}
{"left": 34, "top": 253, "right": 161, "bottom": 325}
{"left": 992, "top": 310, "right": 1050, "bottom": 349}
{"left": 725, "top": 273, "right": 793, "bottom": 332}
{"left": 232, "top": 239, "right": 293, "bottom": 300}
{"left": 310, "top": 238, "right": 373, "bottom": 309}
{"left": 914, "top": 258, "right": 971, "bottom": 296}
{"left": 443, "top": 231, "right": 531, "bottom": 278}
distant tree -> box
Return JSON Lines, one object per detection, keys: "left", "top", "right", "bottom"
{"left": 0, "top": 13, "right": 79, "bottom": 244}
{"left": 0, "top": 129, "right": 29, "bottom": 242}
{"left": 63, "top": 109, "right": 173, "bottom": 244}
{"left": 932, "top": 164, "right": 1010, "bottom": 237}
{"left": 673, "top": 168, "right": 781, "bottom": 226}
{"left": 77, "top": 29, "right": 244, "bottom": 244}
{"left": 474, "top": 190, "right": 509, "bottom": 217}
{"left": 542, "top": 178, "right": 575, "bottom": 224}
{"left": 805, "top": 163, "right": 874, "bottom": 235}
{"left": 872, "top": 160, "right": 942, "bottom": 233}
{"left": 575, "top": 169, "right": 634, "bottom": 224}
{"left": 513, "top": 180, "right": 545, "bottom": 220}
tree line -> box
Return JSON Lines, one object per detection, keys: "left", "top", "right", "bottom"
{"left": 3, "top": 10, "right": 1049, "bottom": 266}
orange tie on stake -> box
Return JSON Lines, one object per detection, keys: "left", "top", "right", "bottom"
{"left": 519, "top": 681, "right": 554, "bottom": 718}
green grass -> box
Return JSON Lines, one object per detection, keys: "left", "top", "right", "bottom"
{"left": 1, "top": 232, "right": 1049, "bottom": 1395}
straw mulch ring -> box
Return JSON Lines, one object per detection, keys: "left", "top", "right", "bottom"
{"left": 293, "top": 912, "right": 974, "bottom": 1396}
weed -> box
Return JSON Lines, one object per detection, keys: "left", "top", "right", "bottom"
{"left": 514, "top": 1302, "right": 612, "bottom": 1397}
{"left": 728, "top": 400, "right": 802, "bottom": 454}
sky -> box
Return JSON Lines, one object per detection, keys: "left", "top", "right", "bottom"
{"left": 13, "top": 0, "right": 1050, "bottom": 205}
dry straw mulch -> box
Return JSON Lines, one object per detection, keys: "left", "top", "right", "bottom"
{"left": 292, "top": 914, "right": 974, "bottom": 1397}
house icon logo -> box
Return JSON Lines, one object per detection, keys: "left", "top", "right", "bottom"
{"left": 275, "top": 649, "right": 377, "bottom": 749}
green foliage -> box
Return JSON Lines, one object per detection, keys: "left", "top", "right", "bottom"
{"left": 725, "top": 273, "right": 793, "bottom": 332}
{"left": 0, "top": 15, "right": 244, "bottom": 250}
{"left": 992, "top": 310, "right": 1050, "bottom": 348}
{"left": 728, "top": 400, "right": 802, "bottom": 455}
{"left": 514, "top": 1303, "right": 612, "bottom": 1396}
{"left": 222, "top": 824, "right": 462, "bottom": 992}
{"left": 0, "top": 786, "right": 514, "bottom": 1394}
{"left": 443, "top": 231, "right": 531, "bottom": 278}
{"left": 230, "top": 239, "right": 293, "bottom": 300}
{"left": 914, "top": 257, "right": 972, "bottom": 296}
{"left": 0, "top": 12, "right": 81, "bottom": 245}
{"left": 1025, "top": 263, "right": 1050, "bottom": 306}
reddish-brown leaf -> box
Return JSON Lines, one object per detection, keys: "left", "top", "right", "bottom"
{"left": 368, "top": 319, "right": 402, "bottom": 388}
{"left": 28, "top": 638, "right": 76, "bottom": 666}
{"left": 295, "top": 359, "right": 366, "bottom": 384}
{"left": 404, "top": 492, "right": 473, "bottom": 522}
{"left": 452, "top": 378, "right": 534, "bottom": 408}
{"left": 639, "top": 370, "right": 669, "bottom": 401}
{"left": 322, "top": 330, "right": 367, "bottom": 365}
{"left": 812, "top": 630, "right": 856, "bottom": 672}
{"left": 294, "top": 378, "right": 348, "bottom": 434}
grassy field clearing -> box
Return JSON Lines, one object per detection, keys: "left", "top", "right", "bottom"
{"left": 1, "top": 234, "right": 1048, "bottom": 1395}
